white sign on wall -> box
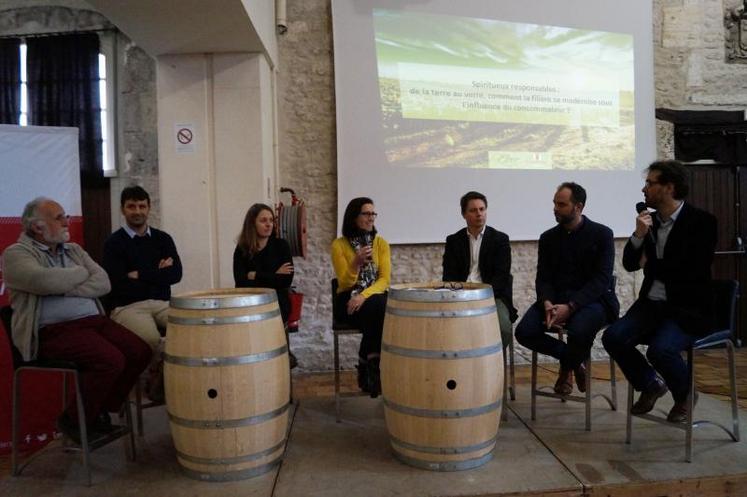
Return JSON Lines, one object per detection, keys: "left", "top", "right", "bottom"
{"left": 174, "top": 123, "right": 196, "bottom": 153}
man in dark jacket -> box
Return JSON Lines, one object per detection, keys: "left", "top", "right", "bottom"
{"left": 516, "top": 183, "right": 619, "bottom": 396}
{"left": 603, "top": 160, "right": 717, "bottom": 423}
{"left": 443, "top": 191, "right": 517, "bottom": 345}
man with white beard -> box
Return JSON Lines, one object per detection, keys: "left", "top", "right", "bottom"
{"left": 2, "top": 197, "right": 151, "bottom": 445}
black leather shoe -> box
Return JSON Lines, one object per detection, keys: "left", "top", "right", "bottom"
{"left": 553, "top": 369, "right": 573, "bottom": 395}
{"left": 93, "top": 412, "right": 117, "bottom": 434}
{"left": 631, "top": 377, "right": 668, "bottom": 415}
{"left": 667, "top": 391, "right": 699, "bottom": 423}
{"left": 574, "top": 362, "right": 587, "bottom": 393}
{"left": 56, "top": 413, "right": 82, "bottom": 445}
{"left": 367, "top": 357, "right": 381, "bottom": 399}
{"left": 356, "top": 360, "right": 370, "bottom": 393}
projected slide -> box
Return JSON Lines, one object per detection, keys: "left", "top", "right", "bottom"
{"left": 374, "top": 10, "right": 635, "bottom": 170}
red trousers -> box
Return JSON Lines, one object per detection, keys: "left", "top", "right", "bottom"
{"left": 37, "top": 315, "right": 152, "bottom": 423}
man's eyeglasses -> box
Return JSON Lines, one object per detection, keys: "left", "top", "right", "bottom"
{"left": 643, "top": 180, "right": 661, "bottom": 188}
{"left": 360, "top": 212, "right": 378, "bottom": 218}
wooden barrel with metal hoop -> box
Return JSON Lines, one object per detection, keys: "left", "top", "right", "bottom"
{"left": 165, "top": 288, "right": 290, "bottom": 481}
{"left": 381, "top": 282, "right": 503, "bottom": 471}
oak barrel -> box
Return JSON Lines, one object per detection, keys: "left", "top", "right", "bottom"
{"left": 381, "top": 282, "right": 503, "bottom": 471}
{"left": 165, "top": 288, "right": 290, "bottom": 481}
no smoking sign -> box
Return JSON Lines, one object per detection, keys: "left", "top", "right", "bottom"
{"left": 174, "top": 123, "right": 196, "bottom": 153}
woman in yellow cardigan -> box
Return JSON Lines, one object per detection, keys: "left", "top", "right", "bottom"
{"left": 331, "top": 197, "right": 391, "bottom": 397}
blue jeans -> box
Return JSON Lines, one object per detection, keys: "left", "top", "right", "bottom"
{"left": 602, "top": 299, "right": 695, "bottom": 402}
{"left": 515, "top": 302, "right": 607, "bottom": 370}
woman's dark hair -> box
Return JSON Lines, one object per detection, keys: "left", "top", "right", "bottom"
{"left": 341, "top": 197, "right": 375, "bottom": 239}
{"left": 237, "top": 203, "right": 274, "bottom": 256}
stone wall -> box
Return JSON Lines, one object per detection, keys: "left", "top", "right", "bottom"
{"left": 277, "top": 0, "right": 747, "bottom": 371}
{"left": 655, "top": 0, "right": 747, "bottom": 108}
{"left": 0, "top": 2, "right": 160, "bottom": 226}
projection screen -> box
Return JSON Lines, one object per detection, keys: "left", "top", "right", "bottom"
{"left": 332, "top": 0, "right": 655, "bottom": 243}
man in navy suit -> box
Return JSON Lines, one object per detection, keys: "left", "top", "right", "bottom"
{"left": 442, "top": 191, "right": 517, "bottom": 346}
{"left": 515, "top": 183, "right": 619, "bottom": 396}
{"left": 603, "top": 160, "right": 717, "bottom": 423}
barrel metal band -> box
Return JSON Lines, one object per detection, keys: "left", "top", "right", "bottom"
{"left": 381, "top": 342, "right": 502, "bottom": 360}
{"left": 176, "top": 439, "right": 286, "bottom": 465}
{"left": 168, "top": 308, "right": 280, "bottom": 326}
{"left": 383, "top": 398, "right": 501, "bottom": 418}
{"left": 180, "top": 456, "right": 282, "bottom": 482}
{"left": 169, "top": 403, "right": 289, "bottom": 429}
{"left": 389, "top": 435, "right": 497, "bottom": 455}
{"left": 386, "top": 305, "right": 496, "bottom": 319}
{"left": 392, "top": 450, "right": 494, "bottom": 472}
{"left": 171, "top": 292, "right": 277, "bottom": 310}
{"left": 164, "top": 345, "right": 288, "bottom": 367}
{"left": 389, "top": 285, "right": 494, "bottom": 302}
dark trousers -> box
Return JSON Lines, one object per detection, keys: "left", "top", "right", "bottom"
{"left": 335, "top": 292, "right": 387, "bottom": 359}
{"left": 38, "top": 315, "right": 152, "bottom": 423}
{"left": 602, "top": 299, "right": 695, "bottom": 402}
{"left": 515, "top": 302, "right": 607, "bottom": 370}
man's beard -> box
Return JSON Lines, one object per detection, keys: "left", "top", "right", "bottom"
{"left": 555, "top": 213, "right": 575, "bottom": 226}
{"left": 42, "top": 227, "right": 70, "bottom": 244}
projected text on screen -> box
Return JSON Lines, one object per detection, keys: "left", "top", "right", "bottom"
{"left": 374, "top": 10, "right": 635, "bottom": 171}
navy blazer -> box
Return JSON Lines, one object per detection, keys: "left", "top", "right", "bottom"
{"left": 535, "top": 216, "right": 619, "bottom": 323}
{"left": 442, "top": 225, "right": 517, "bottom": 322}
{"left": 622, "top": 202, "right": 717, "bottom": 336}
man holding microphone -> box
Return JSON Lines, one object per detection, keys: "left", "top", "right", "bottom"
{"left": 603, "top": 160, "right": 717, "bottom": 423}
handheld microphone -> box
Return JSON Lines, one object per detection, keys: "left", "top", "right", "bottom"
{"left": 635, "top": 202, "right": 655, "bottom": 245}
{"left": 363, "top": 232, "right": 374, "bottom": 262}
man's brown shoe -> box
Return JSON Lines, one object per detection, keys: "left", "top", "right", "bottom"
{"left": 574, "top": 362, "right": 587, "bottom": 393}
{"left": 631, "top": 377, "right": 668, "bottom": 415}
{"left": 667, "top": 392, "right": 699, "bottom": 423}
{"left": 553, "top": 369, "right": 573, "bottom": 395}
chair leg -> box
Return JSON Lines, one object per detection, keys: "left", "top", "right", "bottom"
{"left": 334, "top": 330, "right": 341, "bottom": 423}
{"left": 686, "top": 348, "right": 694, "bottom": 463}
{"left": 625, "top": 381, "right": 633, "bottom": 444}
{"left": 501, "top": 347, "right": 508, "bottom": 422}
{"left": 584, "top": 358, "right": 591, "bottom": 431}
{"left": 62, "top": 372, "right": 68, "bottom": 409}
{"left": 135, "top": 381, "right": 145, "bottom": 437}
{"left": 73, "top": 372, "right": 92, "bottom": 486}
{"left": 531, "top": 351, "right": 538, "bottom": 421}
{"left": 123, "top": 398, "right": 136, "bottom": 462}
{"left": 286, "top": 326, "right": 294, "bottom": 405}
{"left": 508, "top": 333, "right": 516, "bottom": 401}
{"left": 609, "top": 356, "right": 618, "bottom": 411}
{"left": 728, "top": 341, "right": 741, "bottom": 442}
{"left": 11, "top": 370, "right": 21, "bottom": 476}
